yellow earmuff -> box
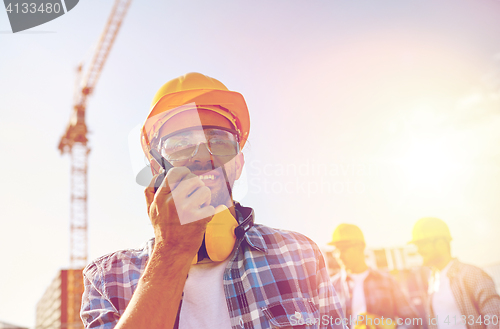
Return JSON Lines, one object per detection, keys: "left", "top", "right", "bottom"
{"left": 205, "top": 205, "right": 239, "bottom": 262}
{"left": 192, "top": 205, "right": 238, "bottom": 263}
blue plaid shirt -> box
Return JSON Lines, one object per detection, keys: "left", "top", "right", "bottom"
{"left": 81, "top": 204, "right": 346, "bottom": 328}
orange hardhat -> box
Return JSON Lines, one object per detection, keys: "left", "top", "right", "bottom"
{"left": 409, "top": 217, "right": 452, "bottom": 244}
{"left": 328, "top": 223, "right": 365, "bottom": 246}
{"left": 140, "top": 72, "right": 250, "bottom": 162}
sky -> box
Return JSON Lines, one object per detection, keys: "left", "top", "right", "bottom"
{"left": 1, "top": 0, "right": 500, "bottom": 327}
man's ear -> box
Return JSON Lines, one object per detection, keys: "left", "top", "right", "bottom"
{"left": 234, "top": 152, "right": 245, "bottom": 180}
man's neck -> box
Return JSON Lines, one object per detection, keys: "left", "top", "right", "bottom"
{"left": 435, "top": 255, "right": 453, "bottom": 271}
{"left": 221, "top": 198, "right": 236, "bottom": 218}
{"left": 228, "top": 203, "right": 236, "bottom": 218}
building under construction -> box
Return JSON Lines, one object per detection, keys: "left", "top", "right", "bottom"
{"left": 35, "top": 269, "right": 84, "bottom": 329}
{"left": 34, "top": 1, "right": 132, "bottom": 328}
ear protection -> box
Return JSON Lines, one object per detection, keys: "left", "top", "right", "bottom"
{"left": 192, "top": 205, "right": 238, "bottom": 263}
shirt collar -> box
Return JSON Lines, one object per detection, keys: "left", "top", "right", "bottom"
{"left": 235, "top": 202, "right": 267, "bottom": 253}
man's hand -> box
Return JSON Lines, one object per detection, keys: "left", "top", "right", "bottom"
{"left": 114, "top": 167, "right": 214, "bottom": 329}
{"left": 145, "top": 167, "right": 215, "bottom": 257}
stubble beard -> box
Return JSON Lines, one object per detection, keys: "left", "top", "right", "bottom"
{"left": 209, "top": 168, "right": 235, "bottom": 207}
{"left": 187, "top": 161, "right": 236, "bottom": 208}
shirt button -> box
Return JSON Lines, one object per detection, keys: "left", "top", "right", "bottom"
{"left": 295, "top": 311, "right": 302, "bottom": 319}
{"left": 239, "top": 317, "right": 244, "bottom": 328}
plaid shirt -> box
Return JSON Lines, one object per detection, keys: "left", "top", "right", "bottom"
{"left": 331, "top": 268, "right": 421, "bottom": 328}
{"left": 427, "top": 259, "right": 500, "bottom": 329}
{"left": 81, "top": 203, "right": 346, "bottom": 329}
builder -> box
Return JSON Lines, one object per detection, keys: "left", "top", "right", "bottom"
{"left": 81, "top": 72, "right": 346, "bottom": 329}
{"left": 329, "top": 223, "right": 421, "bottom": 329}
{"left": 410, "top": 217, "right": 500, "bottom": 329}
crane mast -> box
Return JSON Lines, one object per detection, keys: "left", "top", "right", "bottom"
{"left": 58, "top": 0, "right": 132, "bottom": 269}
{"left": 57, "top": 1, "right": 131, "bottom": 327}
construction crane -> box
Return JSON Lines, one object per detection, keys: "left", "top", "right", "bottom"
{"left": 57, "top": 1, "right": 131, "bottom": 327}
{"left": 58, "top": 0, "right": 132, "bottom": 270}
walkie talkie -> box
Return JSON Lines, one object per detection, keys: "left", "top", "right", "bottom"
{"left": 149, "top": 149, "right": 174, "bottom": 193}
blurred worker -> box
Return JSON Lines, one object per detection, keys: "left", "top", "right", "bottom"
{"left": 80, "top": 73, "right": 346, "bottom": 329}
{"left": 329, "top": 223, "right": 421, "bottom": 329}
{"left": 410, "top": 217, "right": 500, "bottom": 329}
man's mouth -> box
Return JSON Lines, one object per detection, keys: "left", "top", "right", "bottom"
{"left": 191, "top": 167, "right": 225, "bottom": 187}
{"left": 193, "top": 170, "right": 220, "bottom": 186}
{"left": 198, "top": 174, "right": 215, "bottom": 181}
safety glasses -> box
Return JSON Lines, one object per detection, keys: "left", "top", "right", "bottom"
{"left": 158, "top": 126, "right": 240, "bottom": 162}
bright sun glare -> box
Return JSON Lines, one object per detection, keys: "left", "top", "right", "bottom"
{"left": 401, "top": 139, "right": 461, "bottom": 191}
{"left": 397, "top": 106, "right": 466, "bottom": 192}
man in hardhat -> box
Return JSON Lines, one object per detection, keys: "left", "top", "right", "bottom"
{"left": 329, "top": 223, "right": 421, "bottom": 329}
{"left": 410, "top": 217, "right": 500, "bottom": 329}
{"left": 80, "top": 73, "right": 346, "bottom": 329}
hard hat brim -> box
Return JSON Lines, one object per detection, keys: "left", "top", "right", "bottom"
{"left": 141, "top": 89, "right": 250, "bottom": 162}
{"left": 327, "top": 240, "right": 365, "bottom": 247}
{"left": 407, "top": 236, "right": 452, "bottom": 245}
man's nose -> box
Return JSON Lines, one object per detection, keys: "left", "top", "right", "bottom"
{"left": 191, "top": 142, "right": 213, "bottom": 164}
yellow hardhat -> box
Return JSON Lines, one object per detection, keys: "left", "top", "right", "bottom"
{"left": 140, "top": 72, "right": 250, "bottom": 162}
{"left": 410, "top": 217, "right": 452, "bottom": 244}
{"left": 328, "top": 223, "right": 365, "bottom": 246}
